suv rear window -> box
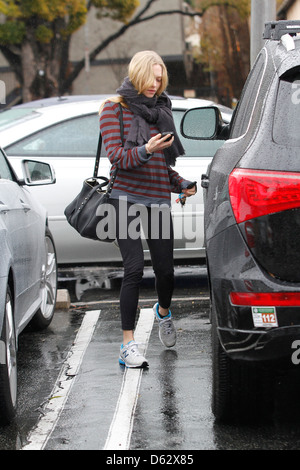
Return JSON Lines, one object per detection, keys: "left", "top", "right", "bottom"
{"left": 273, "top": 71, "right": 300, "bottom": 147}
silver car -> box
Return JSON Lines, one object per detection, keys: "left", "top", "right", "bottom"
{"left": 0, "top": 95, "right": 232, "bottom": 265}
{"left": 0, "top": 148, "right": 57, "bottom": 424}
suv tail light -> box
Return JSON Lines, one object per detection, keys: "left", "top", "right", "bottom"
{"left": 230, "top": 292, "right": 300, "bottom": 307}
{"left": 229, "top": 169, "right": 300, "bottom": 224}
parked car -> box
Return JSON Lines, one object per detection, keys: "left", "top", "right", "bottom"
{"left": 0, "top": 148, "right": 57, "bottom": 424}
{"left": 181, "top": 20, "right": 300, "bottom": 423}
{"left": 0, "top": 95, "right": 232, "bottom": 265}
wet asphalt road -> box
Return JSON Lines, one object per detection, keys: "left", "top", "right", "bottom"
{"left": 2, "top": 266, "right": 300, "bottom": 451}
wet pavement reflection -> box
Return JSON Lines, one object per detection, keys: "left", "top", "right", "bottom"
{"left": 1, "top": 266, "right": 300, "bottom": 450}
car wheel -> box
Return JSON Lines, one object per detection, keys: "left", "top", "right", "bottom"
{"left": 30, "top": 228, "right": 57, "bottom": 330}
{"left": 0, "top": 286, "right": 17, "bottom": 425}
{"left": 211, "top": 302, "right": 274, "bottom": 424}
{"left": 211, "top": 308, "right": 233, "bottom": 423}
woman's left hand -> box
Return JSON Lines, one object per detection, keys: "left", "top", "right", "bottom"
{"left": 182, "top": 185, "right": 197, "bottom": 198}
{"left": 176, "top": 184, "right": 197, "bottom": 206}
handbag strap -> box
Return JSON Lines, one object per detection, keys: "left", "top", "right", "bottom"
{"left": 93, "top": 102, "right": 124, "bottom": 178}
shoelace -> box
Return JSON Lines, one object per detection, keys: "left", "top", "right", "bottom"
{"left": 122, "top": 341, "right": 146, "bottom": 356}
{"left": 128, "top": 343, "right": 142, "bottom": 356}
{"left": 159, "top": 317, "right": 174, "bottom": 336}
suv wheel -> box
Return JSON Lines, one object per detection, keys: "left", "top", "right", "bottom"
{"left": 211, "top": 303, "right": 274, "bottom": 424}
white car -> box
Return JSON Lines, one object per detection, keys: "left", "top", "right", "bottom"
{"left": 0, "top": 147, "right": 57, "bottom": 424}
{"left": 0, "top": 95, "right": 232, "bottom": 265}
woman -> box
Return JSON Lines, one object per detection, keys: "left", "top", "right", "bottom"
{"left": 99, "top": 50, "right": 197, "bottom": 368}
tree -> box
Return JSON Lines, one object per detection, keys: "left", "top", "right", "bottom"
{"left": 0, "top": 0, "right": 139, "bottom": 101}
{"left": 0, "top": 0, "right": 247, "bottom": 102}
{"left": 190, "top": 0, "right": 251, "bottom": 103}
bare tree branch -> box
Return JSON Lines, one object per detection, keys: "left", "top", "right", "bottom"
{"left": 62, "top": 0, "right": 242, "bottom": 94}
{"left": 61, "top": 1, "right": 204, "bottom": 93}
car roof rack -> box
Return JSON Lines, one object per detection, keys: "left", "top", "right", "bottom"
{"left": 263, "top": 20, "right": 300, "bottom": 40}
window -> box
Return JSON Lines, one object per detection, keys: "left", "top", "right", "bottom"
{"left": 6, "top": 114, "right": 100, "bottom": 157}
{"left": 6, "top": 109, "right": 225, "bottom": 160}
{"left": 0, "top": 108, "right": 39, "bottom": 130}
{"left": 273, "top": 71, "right": 300, "bottom": 148}
{"left": 0, "top": 149, "right": 14, "bottom": 181}
{"left": 230, "top": 52, "right": 265, "bottom": 139}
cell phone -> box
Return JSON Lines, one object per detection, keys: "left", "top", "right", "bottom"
{"left": 161, "top": 131, "right": 174, "bottom": 141}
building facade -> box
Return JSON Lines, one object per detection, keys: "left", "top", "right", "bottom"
{"left": 0, "top": 0, "right": 192, "bottom": 105}
{"left": 278, "top": 0, "right": 300, "bottom": 19}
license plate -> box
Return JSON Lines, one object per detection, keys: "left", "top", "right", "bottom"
{"left": 252, "top": 307, "right": 278, "bottom": 328}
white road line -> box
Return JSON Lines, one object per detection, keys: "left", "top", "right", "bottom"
{"left": 22, "top": 310, "right": 101, "bottom": 451}
{"left": 103, "top": 308, "right": 154, "bottom": 450}
{"left": 72, "top": 296, "right": 210, "bottom": 306}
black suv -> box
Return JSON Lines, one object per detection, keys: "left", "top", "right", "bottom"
{"left": 181, "top": 20, "right": 300, "bottom": 423}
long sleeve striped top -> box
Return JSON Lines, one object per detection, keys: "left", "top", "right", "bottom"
{"left": 99, "top": 100, "right": 190, "bottom": 207}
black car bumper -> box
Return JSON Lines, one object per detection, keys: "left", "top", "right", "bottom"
{"left": 207, "top": 223, "right": 300, "bottom": 362}
{"left": 218, "top": 323, "right": 300, "bottom": 361}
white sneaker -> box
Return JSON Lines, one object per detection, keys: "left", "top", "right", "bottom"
{"left": 119, "top": 341, "right": 149, "bottom": 368}
{"left": 153, "top": 303, "right": 176, "bottom": 348}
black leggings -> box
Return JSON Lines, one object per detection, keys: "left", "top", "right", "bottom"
{"left": 110, "top": 198, "right": 174, "bottom": 331}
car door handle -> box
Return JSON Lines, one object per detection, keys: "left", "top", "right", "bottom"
{"left": 0, "top": 201, "right": 10, "bottom": 213}
{"left": 201, "top": 174, "right": 209, "bottom": 189}
{"left": 20, "top": 199, "right": 31, "bottom": 212}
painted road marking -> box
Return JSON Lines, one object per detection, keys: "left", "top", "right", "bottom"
{"left": 103, "top": 308, "right": 154, "bottom": 450}
{"left": 22, "top": 310, "right": 101, "bottom": 450}
{"left": 72, "top": 296, "right": 209, "bottom": 307}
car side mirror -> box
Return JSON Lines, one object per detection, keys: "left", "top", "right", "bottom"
{"left": 20, "top": 159, "right": 56, "bottom": 186}
{"left": 180, "top": 106, "right": 223, "bottom": 140}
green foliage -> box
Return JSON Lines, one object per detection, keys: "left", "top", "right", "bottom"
{"left": 35, "top": 24, "right": 54, "bottom": 44}
{"left": 0, "top": 0, "right": 140, "bottom": 46}
{"left": 0, "top": 0, "right": 89, "bottom": 44}
{"left": 0, "top": 20, "right": 26, "bottom": 44}
{"left": 16, "top": 0, "right": 87, "bottom": 22}
{"left": 0, "top": 0, "right": 21, "bottom": 18}
{"left": 92, "top": 0, "right": 139, "bottom": 22}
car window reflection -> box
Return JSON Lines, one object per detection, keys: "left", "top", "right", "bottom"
{"left": 0, "top": 149, "right": 14, "bottom": 180}
{"left": 6, "top": 114, "right": 100, "bottom": 157}
{"left": 6, "top": 110, "right": 226, "bottom": 159}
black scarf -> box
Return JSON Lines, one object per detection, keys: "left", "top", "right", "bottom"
{"left": 116, "top": 77, "right": 185, "bottom": 166}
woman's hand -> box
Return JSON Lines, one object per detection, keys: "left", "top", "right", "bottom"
{"left": 176, "top": 183, "right": 197, "bottom": 206}
{"left": 182, "top": 185, "right": 197, "bottom": 198}
{"left": 145, "top": 133, "right": 174, "bottom": 154}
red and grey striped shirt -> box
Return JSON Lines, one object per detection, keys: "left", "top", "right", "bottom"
{"left": 99, "top": 100, "right": 190, "bottom": 207}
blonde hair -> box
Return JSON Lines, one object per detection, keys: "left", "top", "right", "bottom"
{"left": 99, "top": 50, "right": 168, "bottom": 113}
{"left": 128, "top": 50, "right": 168, "bottom": 95}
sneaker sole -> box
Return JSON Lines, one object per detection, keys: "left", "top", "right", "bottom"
{"left": 119, "top": 357, "right": 149, "bottom": 368}
{"left": 158, "top": 331, "right": 176, "bottom": 348}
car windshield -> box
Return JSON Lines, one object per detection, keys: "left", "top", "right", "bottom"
{"left": 273, "top": 71, "right": 300, "bottom": 147}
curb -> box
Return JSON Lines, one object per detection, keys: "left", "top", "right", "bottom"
{"left": 55, "top": 289, "right": 71, "bottom": 310}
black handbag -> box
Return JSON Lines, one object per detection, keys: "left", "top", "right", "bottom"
{"left": 64, "top": 103, "right": 123, "bottom": 242}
